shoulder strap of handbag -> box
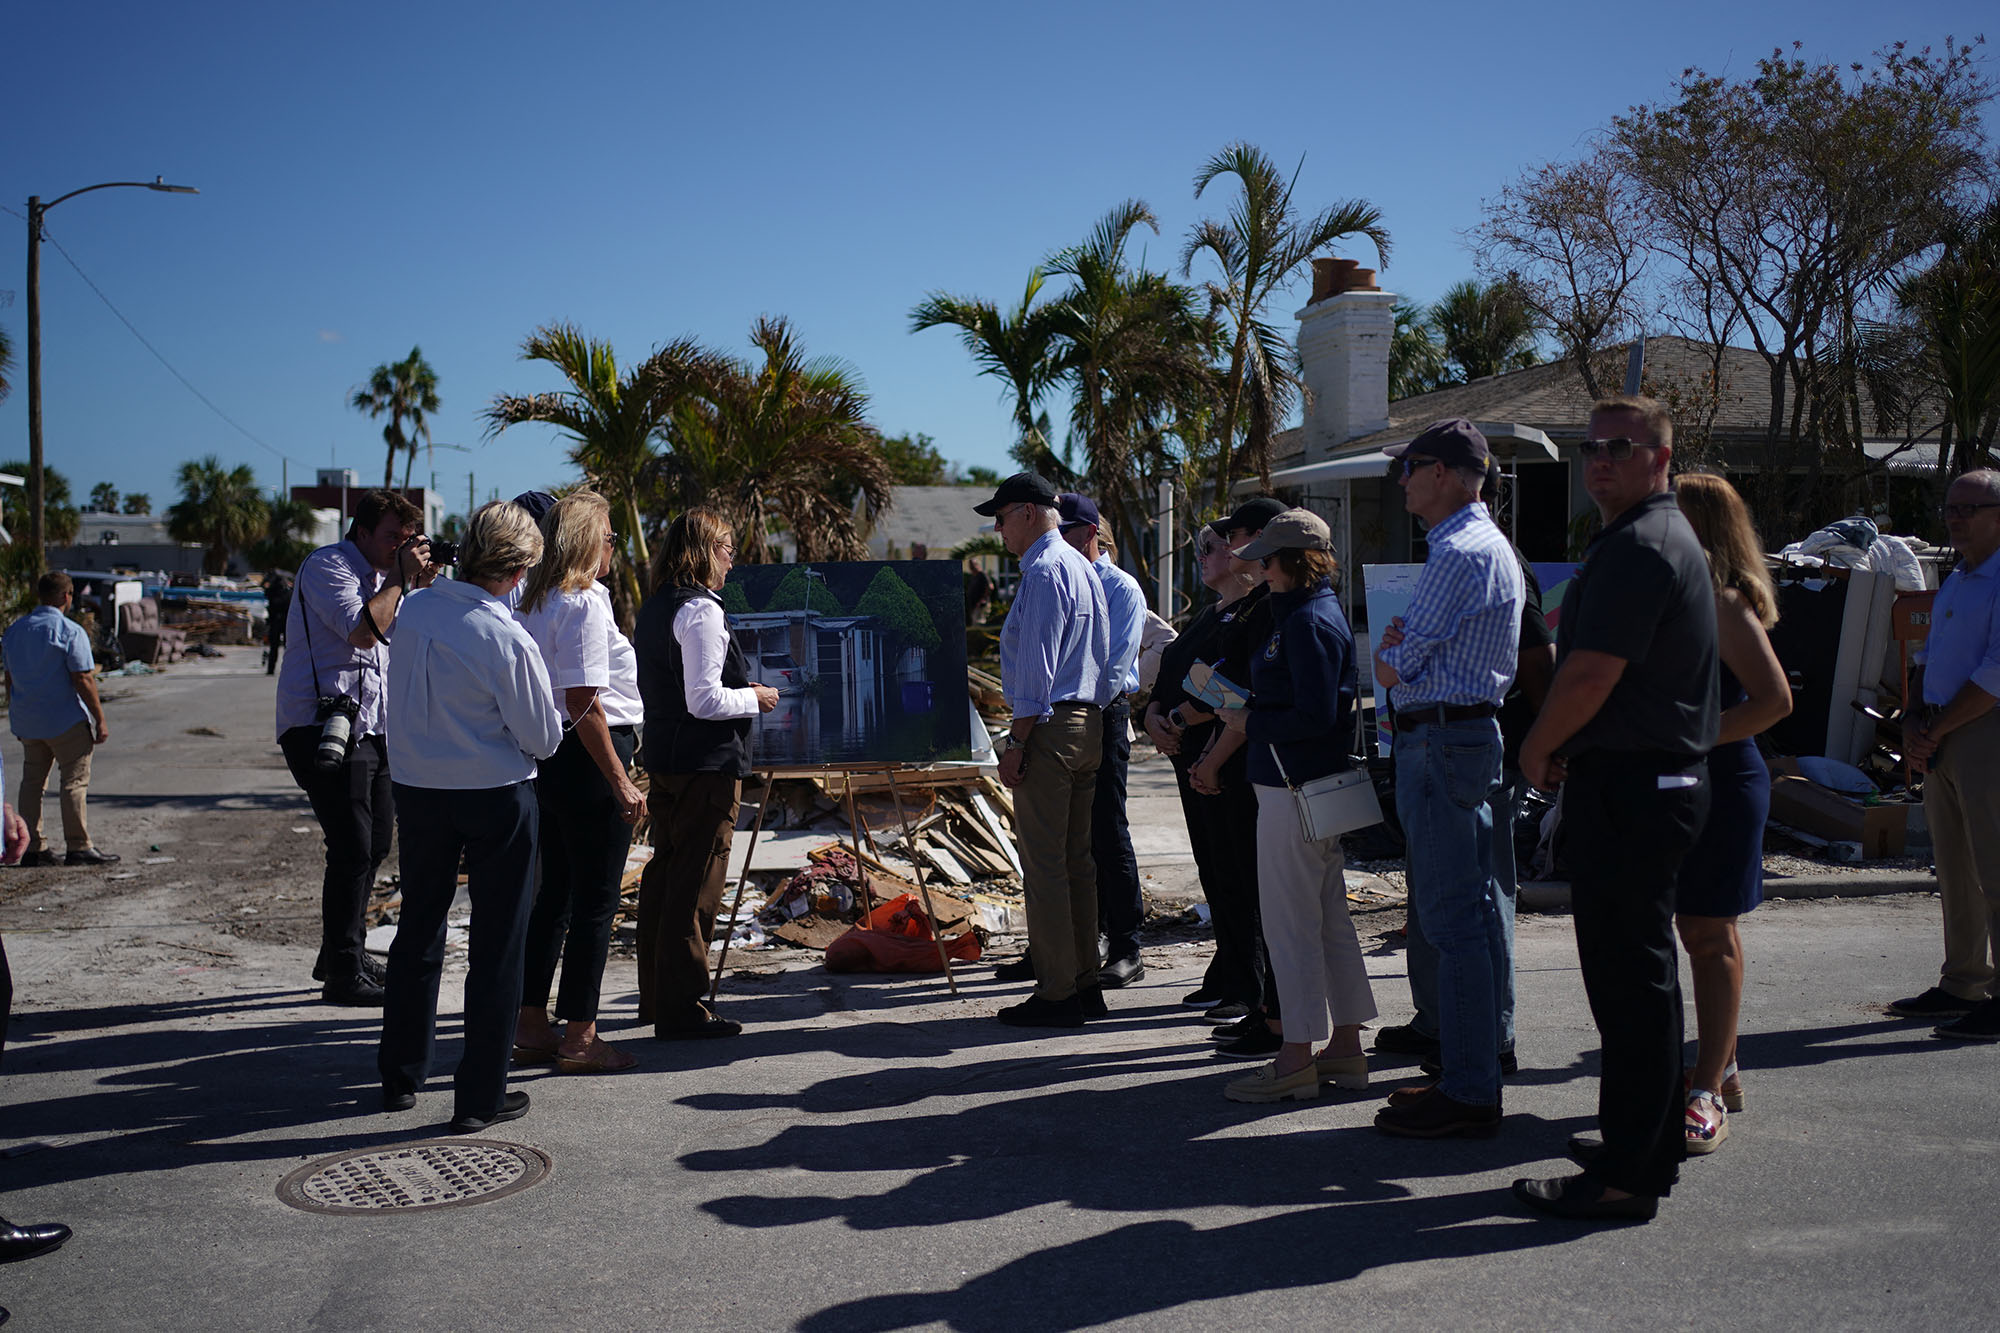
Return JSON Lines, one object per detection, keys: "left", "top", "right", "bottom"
{"left": 1268, "top": 743, "right": 1295, "bottom": 791}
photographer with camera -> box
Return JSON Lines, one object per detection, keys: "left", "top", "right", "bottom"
{"left": 275, "top": 489, "right": 438, "bottom": 1006}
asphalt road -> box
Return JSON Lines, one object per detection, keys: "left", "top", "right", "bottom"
{"left": 1, "top": 651, "right": 1992, "bottom": 1330}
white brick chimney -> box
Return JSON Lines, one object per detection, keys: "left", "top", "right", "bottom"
{"left": 1296, "top": 259, "right": 1394, "bottom": 462}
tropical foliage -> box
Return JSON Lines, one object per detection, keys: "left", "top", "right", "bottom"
{"left": 87, "top": 482, "right": 120, "bottom": 513}
{"left": 1, "top": 460, "right": 78, "bottom": 547}
{"left": 166, "top": 456, "right": 268, "bottom": 574}
{"left": 652, "top": 317, "right": 892, "bottom": 565}
{"left": 352, "top": 347, "right": 441, "bottom": 489}
{"left": 121, "top": 493, "right": 152, "bottom": 515}
{"left": 1184, "top": 143, "right": 1390, "bottom": 498}
{"left": 911, "top": 270, "right": 1065, "bottom": 470}
{"left": 248, "top": 494, "right": 321, "bottom": 572}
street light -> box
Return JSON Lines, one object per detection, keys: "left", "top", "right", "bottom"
{"left": 25, "top": 176, "right": 198, "bottom": 571}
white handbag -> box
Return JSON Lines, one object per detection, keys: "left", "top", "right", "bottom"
{"left": 1269, "top": 745, "right": 1383, "bottom": 843}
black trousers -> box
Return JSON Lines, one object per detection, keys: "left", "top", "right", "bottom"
{"left": 378, "top": 781, "right": 538, "bottom": 1123}
{"left": 522, "top": 727, "right": 637, "bottom": 1022}
{"left": 280, "top": 727, "right": 392, "bottom": 981}
{"left": 1565, "top": 750, "right": 1709, "bottom": 1198}
{"left": 1176, "top": 760, "right": 1269, "bottom": 1010}
{"left": 1093, "top": 699, "right": 1144, "bottom": 960}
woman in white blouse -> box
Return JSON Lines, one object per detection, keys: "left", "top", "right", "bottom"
{"left": 379, "top": 501, "right": 564, "bottom": 1133}
{"left": 513, "top": 492, "right": 647, "bottom": 1074}
{"left": 633, "top": 508, "right": 777, "bottom": 1038}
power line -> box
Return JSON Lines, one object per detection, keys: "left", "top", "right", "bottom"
{"left": 35, "top": 222, "right": 311, "bottom": 471}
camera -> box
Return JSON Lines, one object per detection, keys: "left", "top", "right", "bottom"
{"left": 422, "top": 537, "right": 460, "bottom": 567}
{"left": 313, "top": 695, "right": 361, "bottom": 771}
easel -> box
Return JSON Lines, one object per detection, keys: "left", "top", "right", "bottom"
{"left": 709, "top": 762, "right": 965, "bottom": 1001}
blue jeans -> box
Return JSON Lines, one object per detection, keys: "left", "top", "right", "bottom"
{"left": 1393, "top": 719, "right": 1506, "bottom": 1106}
{"left": 1405, "top": 768, "right": 1522, "bottom": 1052}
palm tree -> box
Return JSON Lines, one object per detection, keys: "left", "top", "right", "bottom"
{"left": 1899, "top": 203, "right": 2000, "bottom": 478}
{"left": 0, "top": 324, "right": 12, "bottom": 401}
{"left": 248, "top": 494, "right": 320, "bottom": 572}
{"left": 166, "top": 456, "right": 268, "bottom": 574}
{"left": 1, "top": 460, "right": 78, "bottom": 547}
{"left": 1390, "top": 301, "right": 1451, "bottom": 399}
{"left": 1429, "top": 279, "right": 1541, "bottom": 383}
{"left": 909, "top": 269, "right": 1067, "bottom": 472}
{"left": 485, "top": 323, "right": 723, "bottom": 615}
{"left": 656, "top": 316, "right": 893, "bottom": 565}
{"left": 1184, "top": 142, "right": 1391, "bottom": 502}
{"left": 351, "top": 347, "right": 441, "bottom": 489}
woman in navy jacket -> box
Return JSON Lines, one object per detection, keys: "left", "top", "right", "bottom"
{"left": 1218, "top": 508, "right": 1377, "bottom": 1103}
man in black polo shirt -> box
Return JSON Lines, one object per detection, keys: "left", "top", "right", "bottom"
{"left": 1514, "top": 395, "right": 1718, "bottom": 1223}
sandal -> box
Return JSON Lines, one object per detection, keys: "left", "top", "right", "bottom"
{"left": 556, "top": 1039, "right": 638, "bottom": 1075}
{"left": 1684, "top": 1061, "right": 1747, "bottom": 1114}
{"left": 511, "top": 1042, "right": 560, "bottom": 1065}
{"left": 1685, "top": 1088, "right": 1729, "bottom": 1155}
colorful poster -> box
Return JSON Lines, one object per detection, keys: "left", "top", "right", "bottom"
{"left": 721, "top": 560, "right": 972, "bottom": 768}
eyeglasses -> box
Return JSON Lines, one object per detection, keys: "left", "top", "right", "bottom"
{"left": 1576, "top": 437, "right": 1661, "bottom": 460}
{"left": 1400, "top": 455, "right": 1441, "bottom": 480}
{"left": 1196, "top": 539, "right": 1226, "bottom": 557}
{"left": 1940, "top": 502, "right": 2000, "bottom": 520}
{"left": 714, "top": 539, "right": 736, "bottom": 553}
{"left": 992, "top": 504, "right": 1023, "bottom": 528}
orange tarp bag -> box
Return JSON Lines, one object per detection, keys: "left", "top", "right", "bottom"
{"left": 824, "top": 894, "right": 982, "bottom": 973}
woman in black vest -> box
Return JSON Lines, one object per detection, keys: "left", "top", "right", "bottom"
{"left": 632, "top": 508, "right": 778, "bottom": 1039}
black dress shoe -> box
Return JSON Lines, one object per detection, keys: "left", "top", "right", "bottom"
{"left": 1215, "top": 1025, "right": 1284, "bottom": 1059}
{"left": 0, "top": 1218, "right": 73, "bottom": 1264}
{"left": 1099, "top": 955, "right": 1145, "bottom": 988}
{"left": 1077, "top": 985, "right": 1109, "bottom": 1019}
{"left": 1373, "top": 1085, "right": 1502, "bottom": 1138}
{"left": 63, "top": 847, "right": 120, "bottom": 866}
{"left": 14, "top": 850, "right": 58, "bottom": 868}
{"left": 996, "top": 994, "right": 1084, "bottom": 1028}
{"left": 1372, "top": 1022, "right": 1441, "bottom": 1059}
{"left": 993, "top": 953, "right": 1036, "bottom": 982}
{"left": 448, "top": 1091, "right": 529, "bottom": 1134}
{"left": 1202, "top": 1001, "right": 1251, "bottom": 1026}
{"left": 1567, "top": 1134, "right": 1606, "bottom": 1166}
{"left": 654, "top": 1016, "right": 743, "bottom": 1040}
{"left": 382, "top": 1087, "right": 416, "bottom": 1113}
{"left": 1420, "top": 1049, "right": 1519, "bottom": 1079}
{"left": 314, "top": 953, "right": 388, "bottom": 985}
{"left": 1211, "top": 1013, "right": 1264, "bottom": 1042}
{"left": 1513, "top": 1173, "right": 1657, "bottom": 1222}
{"left": 321, "top": 972, "right": 386, "bottom": 1007}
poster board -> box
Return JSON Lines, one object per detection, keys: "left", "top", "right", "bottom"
{"left": 722, "top": 560, "right": 972, "bottom": 768}
{"left": 1360, "top": 562, "right": 1578, "bottom": 754}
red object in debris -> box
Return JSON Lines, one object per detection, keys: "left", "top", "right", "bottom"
{"left": 825, "top": 894, "right": 981, "bottom": 973}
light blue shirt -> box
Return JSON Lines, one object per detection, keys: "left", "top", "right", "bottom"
{"left": 275, "top": 540, "right": 390, "bottom": 740}
{"left": 1918, "top": 545, "right": 2000, "bottom": 708}
{"left": 1000, "top": 528, "right": 1112, "bottom": 721}
{"left": 3, "top": 604, "right": 94, "bottom": 741}
{"left": 1382, "top": 502, "right": 1524, "bottom": 709}
{"left": 387, "top": 578, "right": 565, "bottom": 789}
{"left": 1094, "top": 552, "right": 1146, "bottom": 697}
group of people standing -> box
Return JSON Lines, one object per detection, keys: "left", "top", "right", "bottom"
{"left": 983, "top": 396, "right": 1816, "bottom": 1225}
{"left": 276, "top": 490, "right": 774, "bottom": 1132}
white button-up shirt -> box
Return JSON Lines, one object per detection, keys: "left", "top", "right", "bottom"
{"left": 387, "top": 578, "right": 564, "bottom": 789}
{"left": 517, "top": 583, "right": 644, "bottom": 727}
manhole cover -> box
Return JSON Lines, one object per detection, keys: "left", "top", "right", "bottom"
{"left": 276, "top": 1140, "right": 551, "bottom": 1215}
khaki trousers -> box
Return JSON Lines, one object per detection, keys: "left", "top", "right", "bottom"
{"left": 635, "top": 771, "right": 741, "bottom": 1029}
{"left": 1013, "top": 703, "right": 1102, "bottom": 1001}
{"left": 20, "top": 721, "right": 95, "bottom": 854}
{"left": 1254, "top": 785, "right": 1377, "bottom": 1044}
{"left": 1928, "top": 708, "right": 2000, "bottom": 1000}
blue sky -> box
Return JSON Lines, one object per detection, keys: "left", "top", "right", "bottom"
{"left": 2, "top": 1, "right": 1988, "bottom": 519}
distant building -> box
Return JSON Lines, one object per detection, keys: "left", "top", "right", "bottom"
{"left": 48, "top": 511, "right": 207, "bottom": 577}
{"left": 289, "top": 470, "right": 445, "bottom": 540}
{"left": 857, "top": 486, "right": 993, "bottom": 561}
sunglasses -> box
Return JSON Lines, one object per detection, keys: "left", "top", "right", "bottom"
{"left": 1400, "top": 455, "right": 1441, "bottom": 480}
{"left": 1576, "top": 437, "right": 1661, "bottom": 461}
{"left": 1940, "top": 502, "right": 2000, "bottom": 520}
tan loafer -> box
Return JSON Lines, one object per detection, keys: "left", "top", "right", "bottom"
{"left": 1314, "top": 1052, "right": 1369, "bottom": 1090}
{"left": 1224, "top": 1060, "right": 1320, "bottom": 1104}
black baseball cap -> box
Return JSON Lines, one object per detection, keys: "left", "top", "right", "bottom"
{"left": 1209, "top": 496, "right": 1289, "bottom": 538}
{"left": 973, "top": 471, "right": 1060, "bottom": 516}
{"left": 1384, "top": 418, "right": 1493, "bottom": 470}
{"left": 512, "top": 490, "right": 559, "bottom": 525}
{"left": 1056, "top": 493, "right": 1102, "bottom": 530}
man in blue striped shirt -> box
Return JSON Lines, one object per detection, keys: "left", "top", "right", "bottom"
{"left": 1060, "top": 493, "right": 1149, "bottom": 987}
{"left": 1371, "top": 419, "right": 1524, "bottom": 1139}
{"left": 977, "top": 473, "right": 1114, "bottom": 1028}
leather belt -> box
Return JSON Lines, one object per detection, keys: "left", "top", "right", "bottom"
{"left": 1394, "top": 702, "right": 1497, "bottom": 732}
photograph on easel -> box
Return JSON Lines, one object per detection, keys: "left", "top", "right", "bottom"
{"left": 722, "top": 559, "right": 972, "bottom": 767}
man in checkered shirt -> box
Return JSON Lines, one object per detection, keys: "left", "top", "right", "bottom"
{"left": 1370, "top": 419, "right": 1525, "bottom": 1139}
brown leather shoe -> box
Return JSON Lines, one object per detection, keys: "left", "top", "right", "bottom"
{"left": 1384, "top": 1080, "right": 1439, "bottom": 1108}
{"left": 1374, "top": 1085, "right": 1502, "bottom": 1138}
